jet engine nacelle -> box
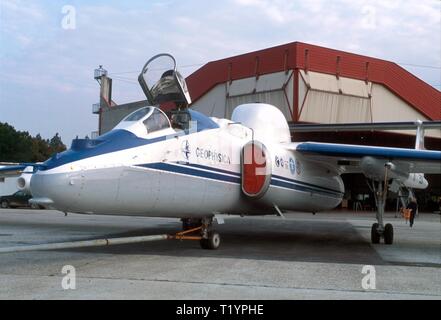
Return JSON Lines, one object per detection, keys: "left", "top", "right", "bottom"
{"left": 16, "top": 166, "right": 34, "bottom": 195}
{"left": 241, "top": 140, "right": 272, "bottom": 199}
{"left": 17, "top": 173, "right": 32, "bottom": 195}
{"left": 360, "top": 156, "right": 408, "bottom": 181}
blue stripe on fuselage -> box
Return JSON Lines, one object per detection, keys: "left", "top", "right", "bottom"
{"left": 135, "top": 162, "right": 343, "bottom": 198}
{"left": 41, "top": 130, "right": 167, "bottom": 170}
{"left": 271, "top": 174, "right": 343, "bottom": 195}
{"left": 270, "top": 178, "right": 341, "bottom": 197}
{"left": 41, "top": 126, "right": 221, "bottom": 171}
{"left": 137, "top": 162, "right": 241, "bottom": 184}
{"left": 183, "top": 163, "right": 343, "bottom": 196}
{"left": 181, "top": 163, "right": 342, "bottom": 195}
{"left": 184, "top": 162, "right": 241, "bottom": 177}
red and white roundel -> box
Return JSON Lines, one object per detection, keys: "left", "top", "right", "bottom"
{"left": 241, "top": 141, "right": 271, "bottom": 198}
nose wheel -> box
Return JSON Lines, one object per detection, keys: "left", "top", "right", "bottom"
{"left": 200, "top": 231, "right": 221, "bottom": 250}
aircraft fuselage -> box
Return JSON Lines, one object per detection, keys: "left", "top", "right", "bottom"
{"left": 30, "top": 124, "right": 344, "bottom": 218}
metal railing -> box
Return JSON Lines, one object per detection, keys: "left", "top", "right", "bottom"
{"left": 94, "top": 66, "right": 107, "bottom": 80}
{"left": 92, "top": 103, "right": 100, "bottom": 114}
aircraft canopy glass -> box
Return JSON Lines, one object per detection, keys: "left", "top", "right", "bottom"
{"left": 138, "top": 54, "right": 192, "bottom": 107}
{"left": 120, "top": 106, "right": 171, "bottom": 135}
{"left": 143, "top": 108, "right": 170, "bottom": 133}
{"left": 123, "top": 107, "right": 151, "bottom": 121}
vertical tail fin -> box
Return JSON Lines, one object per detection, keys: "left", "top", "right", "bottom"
{"left": 415, "top": 120, "right": 425, "bottom": 150}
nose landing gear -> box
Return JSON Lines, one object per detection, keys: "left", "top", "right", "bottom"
{"left": 176, "top": 217, "right": 220, "bottom": 250}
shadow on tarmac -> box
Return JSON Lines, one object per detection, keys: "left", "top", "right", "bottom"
{"left": 64, "top": 218, "right": 387, "bottom": 266}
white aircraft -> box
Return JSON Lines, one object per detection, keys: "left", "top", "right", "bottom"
{"left": 1, "top": 54, "right": 440, "bottom": 249}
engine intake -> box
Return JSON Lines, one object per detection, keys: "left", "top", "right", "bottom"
{"left": 16, "top": 166, "right": 34, "bottom": 195}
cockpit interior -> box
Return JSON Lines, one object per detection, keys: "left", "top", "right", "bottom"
{"left": 114, "top": 106, "right": 219, "bottom": 139}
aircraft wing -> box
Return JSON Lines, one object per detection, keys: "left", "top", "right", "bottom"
{"left": 0, "top": 164, "right": 40, "bottom": 178}
{"left": 287, "top": 142, "right": 441, "bottom": 174}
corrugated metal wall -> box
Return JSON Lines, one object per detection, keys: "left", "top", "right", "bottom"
{"left": 226, "top": 90, "right": 291, "bottom": 120}
{"left": 298, "top": 70, "right": 372, "bottom": 123}
{"left": 299, "top": 91, "right": 371, "bottom": 123}
{"left": 192, "top": 71, "right": 293, "bottom": 120}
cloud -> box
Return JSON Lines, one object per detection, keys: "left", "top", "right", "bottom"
{"left": 0, "top": 0, "right": 439, "bottom": 144}
{"left": 1, "top": 0, "right": 45, "bottom": 20}
{"left": 233, "top": 0, "right": 297, "bottom": 24}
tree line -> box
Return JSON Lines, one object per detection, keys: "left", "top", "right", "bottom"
{"left": 0, "top": 122, "right": 66, "bottom": 163}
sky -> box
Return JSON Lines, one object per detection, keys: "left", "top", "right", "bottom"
{"left": 0, "top": 0, "right": 440, "bottom": 145}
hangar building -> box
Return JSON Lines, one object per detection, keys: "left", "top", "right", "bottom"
{"left": 93, "top": 42, "right": 441, "bottom": 211}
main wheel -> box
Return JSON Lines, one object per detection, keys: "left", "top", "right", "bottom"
{"left": 200, "top": 231, "right": 221, "bottom": 250}
{"left": 384, "top": 223, "right": 394, "bottom": 245}
{"left": 1, "top": 200, "right": 9, "bottom": 209}
{"left": 371, "top": 223, "right": 380, "bottom": 244}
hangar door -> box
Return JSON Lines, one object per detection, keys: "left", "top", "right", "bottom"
{"left": 226, "top": 71, "right": 293, "bottom": 120}
{"left": 298, "top": 70, "right": 373, "bottom": 123}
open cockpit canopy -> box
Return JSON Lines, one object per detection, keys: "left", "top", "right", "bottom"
{"left": 138, "top": 53, "right": 191, "bottom": 107}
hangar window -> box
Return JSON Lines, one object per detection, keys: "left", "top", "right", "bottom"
{"left": 143, "top": 108, "right": 170, "bottom": 133}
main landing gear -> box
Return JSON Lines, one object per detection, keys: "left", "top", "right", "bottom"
{"left": 367, "top": 179, "right": 394, "bottom": 245}
{"left": 174, "top": 217, "right": 220, "bottom": 250}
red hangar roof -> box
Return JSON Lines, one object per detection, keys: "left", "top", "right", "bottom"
{"left": 186, "top": 42, "right": 441, "bottom": 120}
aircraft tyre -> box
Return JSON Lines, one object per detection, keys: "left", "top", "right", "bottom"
{"left": 200, "top": 231, "right": 220, "bottom": 250}
{"left": 384, "top": 223, "right": 394, "bottom": 245}
{"left": 371, "top": 223, "right": 380, "bottom": 244}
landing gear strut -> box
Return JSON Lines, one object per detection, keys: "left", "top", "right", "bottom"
{"left": 367, "top": 166, "right": 394, "bottom": 245}
{"left": 177, "top": 217, "right": 221, "bottom": 250}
